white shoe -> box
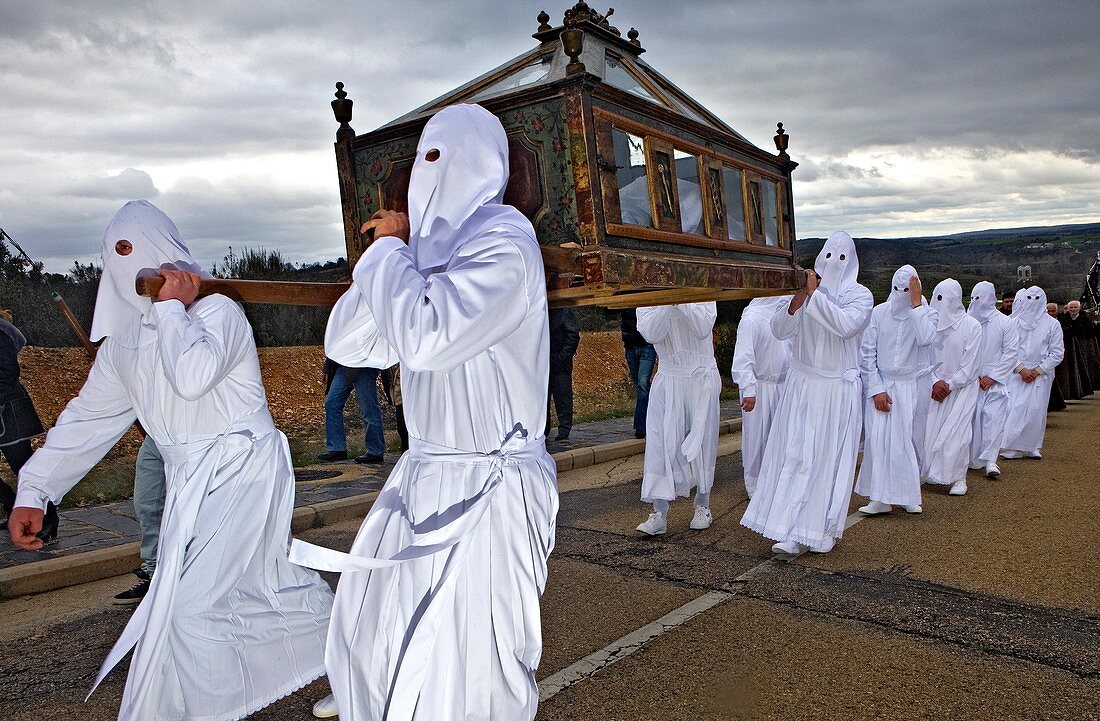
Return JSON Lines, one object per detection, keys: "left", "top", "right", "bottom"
{"left": 636, "top": 512, "right": 667, "bottom": 536}
{"left": 948, "top": 480, "right": 968, "bottom": 496}
{"left": 1026, "top": 450, "right": 1042, "bottom": 459}
{"left": 771, "top": 540, "right": 804, "bottom": 555}
{"left": 313, "top": 694, "right": 339, "bottom": 719}
{"left": 809, "top": 536, "right": 835, "bottom": 554}
{"left": 1000, "top": 450, "right": 1024, "bottom": 460}
{"left": 689, "top": 506, "right": 713, "bottom": 530}
{"left": 985, "top": 462, "right": 1001, "bottom": 478}
{"left": 904, "top": 504, "right": 923, "bottom": 514}
{"left": 858, "top": 500, "right": 892, "bottom": 515}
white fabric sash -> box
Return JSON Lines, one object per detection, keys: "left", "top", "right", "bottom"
{"left": 789, "top": 356, "right": 860, "bottom": 384}
{"left": 879, "top": 365, "right": 929, "bottom": 381}
{"left": 89, "top": 411, "right": 276, "bottom": 700}
{"left": 655, "top": 355, "right": 718, "bottom": 464}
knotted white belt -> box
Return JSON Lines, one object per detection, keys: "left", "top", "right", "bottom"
{"left": 755, "top": 371, "right": 787, "bottom": 384}
{"left": 879, "top": 364, "right": 929, "bottom": 381}
{"left": 789, "top": 356, "right": 860, "bottom": 383}
{"left": 90, "top": 411, "right": 276, "bottom": 699}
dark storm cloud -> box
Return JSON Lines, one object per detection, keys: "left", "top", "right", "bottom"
{"left": 0, "top": 0, "right": 1098, "bottom": 271}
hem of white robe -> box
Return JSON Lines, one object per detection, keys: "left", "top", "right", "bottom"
{"left": 922, "top": 474, "right": 963, "bottom": 486}
{"left": 740, "top": 515, "right": 842, "bottom": 547}
{"left": 186, "top": 665, "right": 327, "bottom": 721}
{"left": 641, "top": 473, "right": 712, "bottom": 503}
{"left": 855, "top": 487, "right": 922, "bottom": 507}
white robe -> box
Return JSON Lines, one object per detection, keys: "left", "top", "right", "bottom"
{"left": 730, "top": 301, "right": 791, "bottom": 497}
{"left": 969, "top": 312, "right": 1019, "bottom": 465}
{"left": 290, "top": 231, "right": 558, "bottom": 721}
{"left": 637, "top": 302, "right": 720, "bottom": 502}
{"left": 16, "top": 295, "right": 332, "bottom": 721}
{"left": 1002, "top": 315, "right": 1065, "bottom": 453}
{"left": 922, "top": 316, "right": 983, "bottom": 485}
{"left": 740, "top": 285, "right": 873, "bottom": 546}
{"left": 855, "top": 302, "right": 936, "bottom": 506}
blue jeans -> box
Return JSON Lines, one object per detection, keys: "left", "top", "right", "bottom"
{"left": 134, "top": 435, "right": 166, "bottom": 572}
{"left": 325, "top": 367, "right": 385, "bottom": 456}
{"left": 624, "top": 346, "right": 657, "bottom": 433}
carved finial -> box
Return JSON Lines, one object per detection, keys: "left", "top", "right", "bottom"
{"left": 627, "top": 27, "right": 640, "bottom": 46}
{"left": 561, "top": 11, "right": 586, "bottom": 76}
{"left": 537, "top": 10, "right": 551, "bottom": 32}
{"left": 332, "top": 82, "right": 355, "bottom": 142}
{"left": 773, "top": 122, "right": 789, "bottom": 160}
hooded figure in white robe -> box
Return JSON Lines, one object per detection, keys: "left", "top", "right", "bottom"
{"left": 634, "top": 302, "right": 720, "bottom": 535}
{"left": 967, "top": 281, "right": 1019, "bottom": 476}
{"left": 9, "top": 200, "right": 333, "bottom": 721}
{"left": 855, "top": 265, "right": 936, "bottom": 514}
{"left": 730, "top": 295, "right": 793, "bottom": 498}
{"left": 740, "top": 231, "right": 873, "bottom": 554}
{"left": 288, "top": 105, "right": 559, "bottom": 721}
{"left": 921, "top": 278, "right": 983, "bottom": 495}
{"left": 1001, "top": 286, "right": 1065, "bottom": 459}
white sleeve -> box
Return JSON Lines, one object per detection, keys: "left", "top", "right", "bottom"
{"left": 910, "top": 305, "right": 938, "bottom": 346}
{"left": 803, "top": 288, "right": 873, "bottom": 340}
{"left": 15, "top": 351, "right": 136, "bottom": 511}
{"left": 152, "top": 297, "right": 253, "bottom": 402}
{"left": 636, "top": 306, "right": 677, "bottom": 344}
{"left": 946, "top": 321, "right": 983, "bottom": 389}
{"left": 1038, "top": 319, "right": 1065, "bottom": 375}
{"left": 681, "top": 302, "right": 717, "bottom": 340}
{"left": 771, "top": 300, "right": 803, "bottom": 340}
{"left": 730, "top": 318, "right": 758, "bottom": 398}
{"left": 358, "top": 231, "right": 533, "bottom": 373}
{"left": 324, "top": 283, "right": 400, "bottom": 369}
{"left": 990, "top": 319, "right": 1019, "bottom": 385}
{"left": 860, "top": 310, "right": 885, "bottom": 399}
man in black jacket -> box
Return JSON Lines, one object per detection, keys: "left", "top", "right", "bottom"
{"left": 547, "top": 308, "right": 580, "bottom": 440}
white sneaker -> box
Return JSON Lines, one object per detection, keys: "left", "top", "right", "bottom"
{"left": 985, "top": 462, "right": 1001, "bottom": 478}
{"left": 1026, "top": 450, "right": 1042, "bottom": 459}
{"left": 904, "top": 504, "right": 923, "bottom": 514}
{"left": 313, "top": 694, "right": 339, "bottom": 719}
{"left": 948, "top": 480, "right": 968, "bottom": 496}
{"left": 1000, "top": 450, "right": 1024, "bottom": 460}
{"left": 809, "top": 536, "right": 835, "bottom": 554}
{"left": 636, "top": 512, "right": 667, "bottom": 536}
{"left": 858, "top": 500, "right": 892, "bottom": 515}
{"left": 771, "top": 540, "right": 804, "bottom": 555}
{"left": 689, "top": 506, "right": 713, "bottom": 530}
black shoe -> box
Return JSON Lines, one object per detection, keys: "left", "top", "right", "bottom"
{"left": 316, "top": 450, "right": 348, "bottom": 463}
{"left": 555, "top": 429, "right": 570, "bottom": 441}
{"left": 36, "top": 502, "right": 59, "bottom": 544}
{"left": 355, "top": 454, "right": 384, "bottom": 465}
{"left": 634, "top": 430, "right": 646, "bottom": 439}
{"left": 114, "top": 576, "right": 150, "bottom": 606}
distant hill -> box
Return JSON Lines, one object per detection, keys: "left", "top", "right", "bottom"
{"left": 797, "top": 223, "right": 1100, "bottom": 304}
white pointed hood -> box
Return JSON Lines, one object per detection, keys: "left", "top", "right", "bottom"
{"left": 406, "top": 104, "right": 525, "bottom": 272}
{"left": 888, "top": 264, "right": 923, "bottom": 319}
{"left": 968, "top": 281, "right": 999, "bottom": 323}
{"left": 930, "top": 278, "right": 966, "bottom": 331}
{"left": 90, "top": 200, "right": 208, "bottom": 348}
{"left": 742, "top": 294, "right": 793, "bottom": 321}
{"left": 1015, "top": 285, "right": 1048, "bottom": 332}
{"left": 814, "top": 231, "right": 859, "bottom": 300}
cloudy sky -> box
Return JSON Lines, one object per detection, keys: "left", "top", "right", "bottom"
{"left": 1, "top": 0, "right": 1098, "bottom": 272}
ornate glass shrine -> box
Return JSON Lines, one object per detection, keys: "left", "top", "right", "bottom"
{"left": 330, "top": 3, "right": 803, "bottom": 308}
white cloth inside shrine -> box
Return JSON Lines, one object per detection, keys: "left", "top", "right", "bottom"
{"left": 922, "top": 279, "right": 983, "bottom": 485}
{"left": 15, "top": 200, "right": 332, "bottom": 721}
{"left": 1002, "top": 286, "right": 1065, "bottom": 454}
{"left": 740, "top": 231, "right": 873, "bottom": 547}
{"left": 636, "top": 301, "right": 720, "bottom": 503}
{"left": 854, "top": 265, "right": 936, "bottom": 506}
{"left": 730, "top": 296, "right": 792, "bottom": 497}
{"left": 967, "top": 281, "right": 1020, "bottom": 465}
{"left": 290, "top": 104, "right": 559, "bottom": 721}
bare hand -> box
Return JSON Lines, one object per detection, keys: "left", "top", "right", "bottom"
{"left": 931, "top": 380, "right": 951, "bottom": 402}
{"left": 361, "top": 209, "right": 410, "bottom": 244}
{"left": 741, "top": 396, "right": 757, "bottom": 413}
{"left": 872, "top": 392, "right": 892, "bottom": 413}
{"left": 788, "top": 269, "right": 817, "bottom": 314}
{"left": 1020, "top": 368, "right": 1038, "bottom": 384}
{"left": 804, "top": 269, "right": 819, "bottom": 295}
{"left": 908, "top": 276, "right": 922, "bottom": 307}
{"left": 8, "top": 507, "right": 45, "bottom": 551}
{"left": 156, "top": 269, "right": 202, "bottom": 306}
{"left": 979, "top": 375, "right": 995, "bottom": 391}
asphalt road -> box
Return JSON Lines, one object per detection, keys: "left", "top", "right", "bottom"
{"left": 2, "top": 401, "right": 1097, "bottom": 720}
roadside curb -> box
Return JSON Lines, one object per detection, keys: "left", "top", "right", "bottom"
{"left": 0, "top": 418, "right": 742, "bottom": 600}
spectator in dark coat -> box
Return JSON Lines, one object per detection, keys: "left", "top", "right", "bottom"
{"left": 547, "top": 308, "right": 580, "bottom": 440}
{"left": 0, "top": 310, "right": 56, "bottom": 541}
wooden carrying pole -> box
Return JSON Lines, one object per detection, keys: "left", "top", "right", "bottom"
{"left": 136, "top": 276, "right": 351, "bottom": 307}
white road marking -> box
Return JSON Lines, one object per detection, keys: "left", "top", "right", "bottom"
{"left": 537, "top": 507, "right": 871, "bottom": 702}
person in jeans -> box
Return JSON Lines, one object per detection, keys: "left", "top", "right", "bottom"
{"left": 546, "top": 308, "right": 580, "bottom": 440}
{"left": 621, "top": 309, "right": 657, "bottom": 439}
{"left": 113, "top": 435, "right": 167, "bottom": 604}
{"left": 318, "top": 358, "right": 385, "bottom": 464}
